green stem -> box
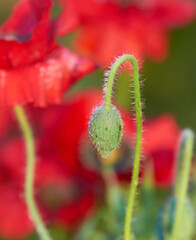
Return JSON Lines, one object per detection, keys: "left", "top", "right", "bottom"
{"left": 104, "top": 55, "right": 142, "bottom": 240}
{"left": 14, "top": 106, "right": 52, "bottom": 240}
{"left": 172, "top": 129, "right": 194, "bottom": 240}
{"left": 102, "top": 166, "right": 119, "bottom": 206}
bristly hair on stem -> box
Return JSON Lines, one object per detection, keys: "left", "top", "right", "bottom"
{"left": 88, "top": 54, "right": 143, "bottom": 240}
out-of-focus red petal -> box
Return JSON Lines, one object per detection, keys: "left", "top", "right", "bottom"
{"left": 0, "top": 40, "right": 18, "bottom": 68}
{"left": 0, "top": 107, "right": 14, "bottom": 140}
{"left": 8, "top": 11, "right": 55, "bottom": 68}
{"left": 55, "top": 0, "right": 80, "bottom": 36}
{"left": 0, "top": 46, "right": 96, "bottom": 107}
{"left": 1, "top": 0, "right": 53, "bottom": 38}
{"left": 148, "top": 0, "right": 196, "bottom": 28}
{"left": 0, "top": 0, "right": 97, "bottom": 106}
{"left": 152, "top": 149, "right": 176, "bottom": 188}
{"left": 0, "top": 186, "right": 34, "bottom": 239}
{"left": 35, "top": 157, "right": 71, "bottom": 187}
{"left": 55, "top": 0, "right": 115, "bottom": 36}
{"left": 73, "top": 14, "right": 144, "bottom": 66}
{"left": 55, "top": 191, "right": 95, "bottom": 228}
{"left": 2, "top": 0, "right": 55, "bottom": 68}
{"left": 58, "top": 0, "right": 196, "bottom": 66}
{"left": 34, "top": 156, "right": 104, "bottom": 226}
{"left": 39, "top": 89, "right": 103, "bottom": 170}
{"left": 0, "top": 138, "right": 25, "bottom": 183}
{"left": 142, "top": 114, "right": 180, "bottom": 154}
{"left": 142, "top": 114, "right": 180, "bottom": 187}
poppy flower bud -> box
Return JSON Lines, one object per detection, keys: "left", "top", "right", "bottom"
{"left": 162, "top": 197, "right": 195, "bottom": 240}
{"left": 88, "top": 104, "right": 123, "bottom": 159}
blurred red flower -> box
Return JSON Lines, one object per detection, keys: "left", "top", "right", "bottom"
{"left": 0, "top": 106, "right": 104, "bottom": 239}
{"left": 56, "top": 0, "right": 196, "bottom": 66}
{"left": 143, "top": 115, "right": 180, "bottom": 188}
{"left": 0, "top": 0, "right": 96, "bottom": 107}
{"left": 0, "top": 89, "right": 181, "bottom": 238}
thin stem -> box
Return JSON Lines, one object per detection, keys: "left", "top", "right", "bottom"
{"left": 14, "top": 106, "right": 52, "bottom": 240}
{"left": 172, "top": 129, "right": 194, "bottom": 240}
{"left": 104, "top": 55, "right": 142, "bottom": 240}
{"left": 102, "top": 165, "right": 120, "bottom": 206}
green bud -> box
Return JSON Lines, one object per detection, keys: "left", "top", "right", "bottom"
{"left": 163, "top": 197, "right": 195, "bottom": 240}
{"left": 88, "top": 104, "right": 123, "bottom": 159}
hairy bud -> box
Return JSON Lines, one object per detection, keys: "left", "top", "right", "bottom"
{"left": 88, "top": 104, "right": 123, "bottom": 159}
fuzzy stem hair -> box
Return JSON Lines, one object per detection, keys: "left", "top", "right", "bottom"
{"left": 104, "top": 54, "right": 142, "bottom": 240}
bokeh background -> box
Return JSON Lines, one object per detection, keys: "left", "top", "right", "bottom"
{"left": 1, "top": 0, "right": 196, "bottom": 129}
{"left": 1, "top": 1, "right": 196, "bottom": 240}
{"left": 0, "top": 0, "right": 196, "bottom": 130}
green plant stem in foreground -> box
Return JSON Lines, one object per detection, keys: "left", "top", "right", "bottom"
{"left": 14, "top": 106, "right": 52, "bottom": 240}
{"left": 104, "top": 55, "right": 142, "bottom": 240}
{"left": 172, "top": 129, "right": 194, "bottom": 240}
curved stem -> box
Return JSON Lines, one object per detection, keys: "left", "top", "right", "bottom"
{"left": 172, "top": 129, "right": 194, "bottom": 240}
{"left": 14, "top": 106, "right": 52, "bottom": 240}
{"left": 104, "top": 55, "right": 142, "bottom": 240}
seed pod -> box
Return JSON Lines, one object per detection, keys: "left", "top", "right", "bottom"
{"left": 88, "top": 104, "right": 123, "bottom": 159}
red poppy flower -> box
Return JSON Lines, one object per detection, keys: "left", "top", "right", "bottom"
{"left": 56, "top": 0, "right": 196, "bottom": 66}
{"left": 142, "top": 114, "right": 180, "bottom": 188}
{"left": 0, "top": 185, "right": 34, "bottom": 239}
{"left": 0, "top": 110, "right": 104, "bottom": 239}
{"left": 0, "top": 155, "right": 102, "bottom": 239}
{"left": 35, "top": 157, "right": 104, "bottom": 231}
{"left": 0, "top": 0, "right": 96, "bottom": 107}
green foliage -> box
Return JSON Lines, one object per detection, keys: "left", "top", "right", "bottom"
{"left": 157, "top": 197, "right": 195, "bottom": 240}
{"left": 74, "top": 184, "right": 125, "bottom": 240}
{"left": 27, "top": 227, "right": 69, "bottom": 240}
{"left": 132, "top": 185, "right": 170, "bottom": 240}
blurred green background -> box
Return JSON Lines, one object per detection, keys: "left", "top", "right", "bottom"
{"left": 1, "top": 0, "right": 196, "bottom": 130}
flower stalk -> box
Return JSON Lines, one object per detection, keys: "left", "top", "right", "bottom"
{"left": 104, "top": 55, "right": 142, "bottom": 240}
{"left": 172, "top": 129, "right": 194, "bottom": 240}
{"left": 14, "top": 106, "right": 52, "bottom": 240}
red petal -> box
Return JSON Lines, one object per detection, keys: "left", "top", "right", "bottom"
{"left": 55, "top": 0, "right": 80, "bottom": 36}
{"left": 148, "top": 0, "right": 196, "bottom": 28}
{"left": 152, "top": 149, "right": 176, "bottom": 188}
{"left": 0, "top": 107, "right": 14, "bottom": 140}
{"left": 55, "top": 0, "right": 114, "bottom": 36}
{"left": 142, "top": 115, "right": 180, "bottom": 188}
{"left": 1, "top": 0, "right": 53, "bottom": 38}
{"left": 142, "top": 114, "right": 180, "bottom": 154}
{"left": 0, "top": 186, "right": 34, "bottom": 239}
{"left": 55, "top": 191, "right": 95, "bottom": 227}
{"left": 39, "top": 90, "right": 103, "bottom": 170}
{"left": 8, "top": 13, "right": 56, "bottom": 68}
{"left": 0, "top": 46, "right": 96, "bottom": 107}
{"left": 63, "top": 0, "right": 195, "bottom": 66}
{"left": 0, "top": 138, "right": 25, "bottom": 183}
{"left": 1, "top": 0, "right": 55, "bottom": 67}
{"left": 0, "top": 40, "right": 18, "bottom": 68}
